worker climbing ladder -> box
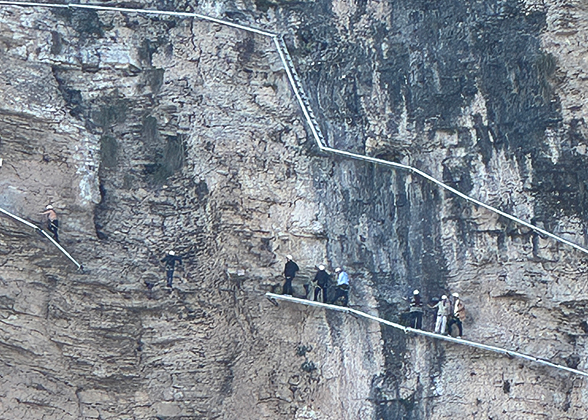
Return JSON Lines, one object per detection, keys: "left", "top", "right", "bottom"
{"left": 0, "top": 206, "right": 83, "bottom": 270}
{"left": 266, "top": 292, "right": 588, "bottom": 379}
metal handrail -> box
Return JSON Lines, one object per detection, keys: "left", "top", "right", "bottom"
{"left": 1, "top": 1, "right": 587, "bottom": 255}
{"left": 0, "top": 1, "right": 276, "bottom": 36}
{"left": 319, "top": 146, "right": 588, "bottom": 255}
{"left": 266, "top": 293, "right": 588, "bottom": 378}
{"left": 1, "top": 0, "right": 586, "bottom": 382}
{"left": 0, "top": 206, "right": 83, "bottom": 270}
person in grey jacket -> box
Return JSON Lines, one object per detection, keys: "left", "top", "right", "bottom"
{"left": 408, "top": 289, "right": 424, "bottom": 329}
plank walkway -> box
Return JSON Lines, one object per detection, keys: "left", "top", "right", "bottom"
{"left": 266, "top": 292, "right": 588, "bottom": 379}
{"left": 1, "top": 0, "right": 586, "bottom": 255}
{"left": 0, "top": 206, "right": 83, "bottom": 270}
{"left": 1, "top": 0, "right": 587, "bottom": 380}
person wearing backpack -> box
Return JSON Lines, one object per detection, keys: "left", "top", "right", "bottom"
{"left": 447, "top": 292, "right": 465, "bottom": 338}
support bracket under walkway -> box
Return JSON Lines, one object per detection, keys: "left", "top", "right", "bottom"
{"left": 0, "top": 207, "right": 83, "bottom": 270}
{"left": 266, "top": 292, "right": 588, "bottom": 379}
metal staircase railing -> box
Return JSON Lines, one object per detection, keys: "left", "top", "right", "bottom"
{"left": 0, "top": 0, "right": 586, "bottom": 255}
{"left": 273, "top": 35, "right": 327, "bottom": 147}
{"left": 266, "top": 292, "right": 588, "bottom": 378}
{"left": 1, "top": 2, "right": 588, "bottom": 381}
{"left": 0, "top": 206, "right": 83, "bottom": 270}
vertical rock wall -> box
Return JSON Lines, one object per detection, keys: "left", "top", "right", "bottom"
{"left": 275, "top": 0, "right": 588, "bottom": 418}
{"left": 0, "top": 4, "right": 382, "bottom": 419}
{"left": 0, "top": 1, "right": 587, "bottom": 419}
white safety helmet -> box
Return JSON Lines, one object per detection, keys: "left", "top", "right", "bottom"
{"left": 335, "top": 267, "right": 341, "bottom": 273}
{"left": 452, "top": 292, "right": 459, "bottom": 298}
{"left": 286, "top": 254, "right": 293, "bottom": 260}
{"left": 169, "top": 250, "right": 175, "bottom": 256}
{"left": 413, "top": 290, "right": 420, "bottom": 295}
{"left": 46, "top": 205, "right": 53, "bottom": 210}
{"left": 441, "top": 295, "right": 448, "bottom": 300}
{"left": 318, "top": 265, "right": 325, "bottom": 271}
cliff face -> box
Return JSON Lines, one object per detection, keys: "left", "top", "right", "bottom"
{"left": 0, "top": 1, "right": 587, "bottom": 419}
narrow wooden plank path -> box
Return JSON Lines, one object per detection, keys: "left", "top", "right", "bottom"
{"left": 266, "top": 292, "right": 588, "bottom": 379}
{"left": 0, "top": 206, "right": 83, "bottom": 270}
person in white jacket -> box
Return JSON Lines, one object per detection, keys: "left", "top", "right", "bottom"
{"left": 429, "top": 295, "right": 451, "bottom": 334}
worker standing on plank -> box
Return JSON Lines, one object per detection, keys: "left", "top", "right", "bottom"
{"left": 40, "top": 204, "right": 59, "bottom": 243}
{"left": 447, "top": 292, "right": 465, "bottom": 338}
{"left": 313, "top": 265, "right": 330, "bottom": 303}
{"left": 429, "top": 295, "right": 451, "bottom": 335}
{"left": 332, "top": 267, "right": 349, "bottom": 307}
{"left": 409, "top": 289, "right": 424, "bottom": 329}
{"left": 282, "top": 255, "right": 299, "bottom": 296}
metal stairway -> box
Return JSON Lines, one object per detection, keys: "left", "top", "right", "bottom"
{"left": 0, "top": 1, "right": 586, "bottom": 254}
{"left": 273, "top": 35, "right": 327, "bottom": 148}
{"left": 1, "top": 0, "right": 587, "bottom": 383}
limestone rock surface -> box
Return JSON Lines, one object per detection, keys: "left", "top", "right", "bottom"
{"left": 0, "top": 1, "right": 587, "bottom": 420}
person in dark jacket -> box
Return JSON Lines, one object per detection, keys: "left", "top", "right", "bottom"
{"left": 161, "top": 250, "right": 183, "bottom": 288}
{"left": 40, "top": 204, "right": 59, "bottom": 243}
{"left": 282, "top": 255, "right": 299, "bottom": 295}
{"left": 313, "top": 265, "right": 330, "bottom": 303}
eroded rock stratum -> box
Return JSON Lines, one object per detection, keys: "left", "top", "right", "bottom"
{"left": 0, "top": 1, "right": 587, "bottom": 419}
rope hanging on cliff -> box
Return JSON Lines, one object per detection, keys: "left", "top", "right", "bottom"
{"left": 1, "top": 0, "right": 587, "bottom": 257}
{"left": 0, "top": 206, "right": 83, "bottom": 270}
{"left": 265, "top": 292, "right": 588, "bottom": 379}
